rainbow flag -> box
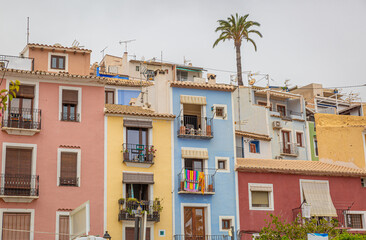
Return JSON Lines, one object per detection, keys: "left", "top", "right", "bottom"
{"left": 184, "top": 169, "right": 199, "bottom": 192}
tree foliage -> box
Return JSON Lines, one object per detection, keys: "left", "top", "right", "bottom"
{"left": 0, "top": 80, "right": 20, "bottom": 112}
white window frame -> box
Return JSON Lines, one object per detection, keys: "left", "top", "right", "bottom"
{"left": 219, "top": 216, "right": 235, "bottom": 232}
{"left": 57, "top": 148, "right": 81, "bottom": 187}
{"left": 213, "top": 104, "right": 227, "bottom": 120}
{"left": 344, "top": 211, "right": 366, "bottom": 231}
{"left": 215, "top": 157, "right": 230, "bottom": 173}
{"left": 48, "top": 52, "right": 68, "bottom": 72}
{"left": 248, "top": 183, "right": 274, "bottom": 211}
{"left": 55, "top": 211, "right": 70, "bottom": 240}
{"left": 0, "top": 208, "right": 35, "bottom": 240}
{"left": 295, "top": 131, "right": 304, "bottom": 147}
{"left": 59, "top": 86, "right": 82, "bottom": 122}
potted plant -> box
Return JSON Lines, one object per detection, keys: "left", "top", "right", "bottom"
{"left": 123, "top": 148, "right": 129, "bottom": 161}
{"left": 208, "top": 184, "right": 213, "bottom": 192}
{"left": 152, "top": 197, "right": 163, "bottom": 215}
{"left": 146, "top": 146, "right": 156, "bottom": 162}
{"left": 180, "top": 121, "right": 186, "bottom": 135}
{"left": 118, "top": 198, "right": 125, "bottom": 205}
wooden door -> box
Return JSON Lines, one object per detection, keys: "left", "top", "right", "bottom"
{"left": 282, "top": 131, "right": 291, "bottom": 154}
{"left": 184, "top": 207, "right": 205, "bottom": 238}
{"left": 125, "top": 227, "right": 150, "bottom": 240}
{"left": 277, "top": 105, "right": 286, "bottom": 116}
{"left": 2, "top": 212, "right": 31, "bottom": 240}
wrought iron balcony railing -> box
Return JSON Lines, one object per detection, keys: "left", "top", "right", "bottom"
{"left": 118, "top": 200, "right": 160, "bottom": 222}
{"left": 236, "top": 146, "right": 244, "bottom": 158}
{"left": 0, "top": 174, "right": 39, "bottom": 197}
{"left": 279, "top": 142, "right": 299, "bottom": 156}
{"left": 0, "top": 55, "right": 34, "bottom": 71}
{"left": 173, "top": 235, "right": 230, "bottom": 240}
{"left": 122, "top": 143, "right": 155, "bottom": 164}
{"left": 2, "top": 108, "right": 41, "bottom": 130}
{"left": 60, "top": 112, "right": 80, "bottom": 122}
{"left": 59, "top": 177, "right": 79, "bottom": 187}
{"left": 178, "top": 169, "right": 215, "bottom": 194}
{"left": 292, "top": 207, "right": 348, "bottom": 227}
{"left": 177, "top": 115, "right": 213, "bottom": 139}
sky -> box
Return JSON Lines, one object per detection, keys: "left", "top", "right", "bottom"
{"left": 1, "top": 0, "right": 365, "bottom": 100}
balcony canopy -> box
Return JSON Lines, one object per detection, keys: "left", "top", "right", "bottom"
{"left": 181, "top": 147, "right": 208, "bottom": 159}
{"left": 180, "top": 95, "right": 206, "bottom": 105}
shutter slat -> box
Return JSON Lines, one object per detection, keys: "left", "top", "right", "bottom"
{"left": 62, "top": 90, "right": 78, "bottom": 104}
{"left": 61, "top": 152, "right": 77, "bottom": 179}
{"left": 17, "top": 85, "right": 34, "bottom": 98}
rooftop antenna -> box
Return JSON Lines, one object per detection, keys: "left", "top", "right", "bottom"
{"left": 119, "top": 39, "right": 136, "bottom": 52}
{"left": 26, "top": 17, "right": 30, "bottom": 44}
{"left": 100, "top": 46, "right": 108, "bottom": 58}
{"left": 72, "top": 40, "right": 84, "bottom": 48}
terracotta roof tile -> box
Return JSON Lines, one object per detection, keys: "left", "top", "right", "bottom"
{"left": 235, "top": 130, "right": 271, "bottom": 141}
{"left": 170, "top": 81, "right": 236, "bottom": 92}
{"left": 102, "top": 78, "right": 153, "bottom": 87}
{"left": 59, "top": 145, "right": 80, "bottom": 149}
{"left": 27, "top": 43, "right": 92, "bottom": 53}
{"left": 105, "top": 104, "right": 175, "bottom": 119}
{"left": 235, "top": 158, "right": 366, "bottom": 177}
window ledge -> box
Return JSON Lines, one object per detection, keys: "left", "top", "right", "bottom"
{"left": 280, "top": 153, "right": 298, "bottom": 157}
{"left": 177, "top": 134, "right": 213, "bottom": 139}
{"left": 178, "top": 191, "right": 215, "bottom": 195}
{"left": 123, "top": 161, "right": 154, "bottom": 168}
{"left": 0, "top": 195, "right": 39, "bottom": 203}
{"left": 1, "top": 127, "right": 40, "bottom": 136}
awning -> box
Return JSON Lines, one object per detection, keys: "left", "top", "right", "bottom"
{"left": 123, "top": 173, "right": 154, "bottom": 184}
{"left": 250, "top": 185, "right": 272, "bottom": 192}
{"left": 176, "top": 67, "right": 202, "bottom": 72}
{"left": 123, "top": 119, "right": 153, "bottom": 128}
{"left": 301, "top": 180, "right": 337, "bottom": 217}
{"left": 180, "top": 95, "right": 206, "bottom": 105}
{"left": 181, "top": 148, "right": 208, "bottom": 159}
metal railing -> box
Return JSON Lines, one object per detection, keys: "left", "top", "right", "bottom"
{"left": 0, "top": 55, "right": 34, "bottom": 71}
{"left": 59, "top": 177, "right": 79, "bottom": 187}
{"left": 0, "top": 174, "right": 39, "bottom": 196}
{"left": 60, "top": 112, "right": 80, "bottom": 122}
{"left": 236, "top": 146, "right": 244, "bottom": 158}
{"left": 118, "top": 200, "right": 160, "bottom": 222}
{"left": 292, "top": 207, "right": 348, "bottom": 227}
{"left": 178, "top": 169, "right": 215, "bottom": 193}
{"left": 2, "top": 108, "right": 41, "bottom": 130}
{"left": 279, "top": 142, "right": 299, "bottom": 156}
{"left": 177, "top": 115, "right": 213, "bottom": 138}
{"left": 122, "top": 143, "right": 155, "bottom": 164}
{"left": 174, "top": 235, "right": 230, "bottom": 240}
{"left": 271, "top": 109, "right": 303, "bottom": 119}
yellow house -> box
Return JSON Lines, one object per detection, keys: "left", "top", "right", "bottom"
{"left": 315, "top": 113, "right": 366, "bottom": 169}
{"left": 105, "top": 104, "right": 175, "bottom": 240}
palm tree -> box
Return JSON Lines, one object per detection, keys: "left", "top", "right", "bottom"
{"left": 213, "top": 13, "right": 262, "bottom": 86}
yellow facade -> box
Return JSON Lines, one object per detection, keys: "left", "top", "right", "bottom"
{"left": 106, "top": 115, "right": 173, "bottom": 239}
{"left": 315, "top": 113, "right": 366, "bottom": 169}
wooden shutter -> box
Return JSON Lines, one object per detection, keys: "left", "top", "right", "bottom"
{"left": 2, "top": 212, "right": 31, "bottom": 240}
{"left": 5, "top": 148, "right": 32, "bottom": 175}
{"left": 296, "top": 132, "right": 303, "bottom": 147}
{"left": 61, "top": 152, "right": 77, "bottom": 179}
{"left": 59, "top": 215, "right": 69, "bottom": 240}
{"left": 17, "top": 85, "right": 34, "bottom": 98}
{"left": 62, "top": 90, "right": 78, "bottom": 104}
{"left": 250, "top": 143, "right": 257, "bottom": 153}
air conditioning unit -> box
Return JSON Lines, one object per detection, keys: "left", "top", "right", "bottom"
{"left": 272, "top": 121, "right": 282, "bottom": 129}
{"left": 193, "top": 77, "right": 206, "bottom": 83}
{"left": 275, "top": 156, "right": 283, "bottom": 160}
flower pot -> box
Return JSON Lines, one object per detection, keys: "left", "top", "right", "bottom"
{"left": 208, "top": 184, "right": 213, "bottom": 192}
{"left": 123, "top": 152, "right": 129, "bottom": 161}
{"left": 180, "top": 181, "right": 185, "bottom": 191}
{"left": 118, "top": 199, "right": 125, "bottom": 205}
{"left": 206, "top": 125, "right": 211, "bottom": 136}
{"left": 180, "top": 125, "right": 186, "bottom": 135}
{"left": 147, "top": 154, "right": 154, "bottom": 162}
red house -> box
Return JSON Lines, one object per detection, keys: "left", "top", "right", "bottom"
{"left": 235, "top": 158, "right": 366, "bottom": 239}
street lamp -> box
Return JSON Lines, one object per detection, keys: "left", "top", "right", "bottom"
{"left": 103, "top": 231, "right": 111, "bottom": 240}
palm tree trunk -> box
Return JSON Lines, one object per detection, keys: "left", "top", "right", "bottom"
{"left": 235, "top": 44, "right": 243, "bottom": 86}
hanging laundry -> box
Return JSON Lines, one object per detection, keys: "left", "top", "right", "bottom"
{"left": 184, "top": 169, "right": 200, "bottom": 192}
{"left": 199, "top": 172, "right": 205, "bottom": 194}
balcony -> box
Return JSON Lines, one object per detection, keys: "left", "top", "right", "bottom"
{"left": 174, "top": 235, "right": 230, "bottom": 240}
{"left": 0, "top": 174, "right": 39, "bottom": 203}
{"left": 177, "top": 116, "right": 213, "bottom": 139}
{"left": 178, "top": 169, "right": 215, "bottom": 195}
{"left": 270, "top": 109, "right": 304, "bottom": 121}
{"left": 0, "top": 55, "right": 34, "bottom": 71}
{"left": 59, "top": 177, "right": 79, "bottom": 187}
{"left": 60, "top": 112, "right": 80, "bottom": 122}
{"left": 1, "top": 108, "right": 41, "bottom": 136}
{"left": 292, "top": 207, "right": 348, "bottom": 228}
{"left": 280, "top": 142, "right": 299, "bottom": 157}
{"left": 122, "top": 143, "right": 155, "bottom": 168}
{"left": 118, "top": 200, "right": 160, "bottom": 222}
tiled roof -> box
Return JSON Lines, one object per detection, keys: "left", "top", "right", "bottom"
{"left": 235, "top": 158, "right": 366, "bottom": 177}
{"left": 235, "top": 130, "right": 271, "bottom": 141}
{"left": 170, "top": 81, "right": 236, "bottom": 92}
{"left": 26, "top": 43, "right": 92, "bottom": 53}
{"left": 105, "top": 104, "right": 175, "bottom": 119}
{"left": 1, "top": 68, "right": 150, "bottom": 87}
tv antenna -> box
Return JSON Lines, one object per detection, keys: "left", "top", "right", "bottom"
{"left": 26, "top": 17, "right": 30, "bottom": 44}
{"left": 72, "top": 40, "right": 85, "bottom": 48}
{"left": 119, "top": 39, "right": 136, "bottom": 52}
{"left": 100, "top": 46, "right": 108, "bottom": 58}
{"left": 183, "top": 56, "right": 191, "bottom": 65}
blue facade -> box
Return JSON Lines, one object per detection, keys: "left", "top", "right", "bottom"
{"left": 172, "top": 87, "right": 237, "bottom": 236}
{"left": 117, "top": 90, "right": 141, "bottom": 105}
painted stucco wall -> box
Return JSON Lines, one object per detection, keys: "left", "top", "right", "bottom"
{"left": 172, "top": 87, "right": 237, "bottom": 235}
{"left": 308, "top": 121, "right": 319, "bottom": 161}
{"left": 0, "top": 76, "right": 105, "bottom": 239}
{"left": 106, "top": 116, "right": 173, "bottom": 240}
{"left": 235, "top": 136, "right": 272, "bottom": 159}
{"left": 316, "top": 113, "right": 366, "bottom": 169}
{"left": 28, "top": 48, "right": 91, "bottom": 75}
{"left": 238, "top": 171, "right": 366, "bottom": 239}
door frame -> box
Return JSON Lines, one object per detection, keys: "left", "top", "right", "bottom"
{"left": 180, "top": 203, "right": 211, "bottom": 236}
{"left": 0, "top": 208, "right": 35, "bottom": 240}
{"left": 122, "top": 221, "right": 154, "bottom": 240}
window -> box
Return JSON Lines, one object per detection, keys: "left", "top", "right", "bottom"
{"left": 277, "top": 104, "right": 286, "bottom": 116}
{"left": 57, "top": 149, "right": 80, "bottom": 187}
{"left": 177, "top": 70, "right": 188, "bottom": 81}
{"left": 146, "top": 70, "right": 155, "bottom": 80}
{"left": 222, "top": 219, "right": 231, "bottom": 230}
{"left": 346, "top": 214, "right": 363, "bottom": 229}
{"left": 296, "top": 132, "right": 303, "bottom": 147}
{"left": 8, "top": 85, "right": 35, "bottom": 129}
{"left": 126, "top": 184, "right": 149, "bottom": 201}
{"left": 185, "top": 158, "right": 203, "bottom": 172}
{"left": 61, "top": 89, "right": 79, "bottom": 122}
{"left": 257, "top": 101, "right": 273, "bottom": 111}
{"left": 218, "top": 160, "right": 226, "bottom": 170}
{"left": 105, "top": 90, "right": 115, "bottom": 104}
{"left": 59, "top": 215, "right": 70, "bottom": 240}
{"left": 219, "top": 216, "right": 235, "bottom": 232}
{"left": 216, "top": 157, "right": 229, "bottom": 173}
{"left": 2, "top": 212, "right": 31, "bottom": 240}
{"left": 136, "top": 66, "right": 140, "bottom": 72}
{"left": 314, "top": 137, "right": 318, "bottom": 157}
{"left": 51, "top": 55, "right": 66, "bottom": 70}
{"left": 213, "top": 104, "right": 227, "bottom": 119}
{"left": 249, "top": 140, "right": 260, "bottom": 153}
{"left": 249, "top": 183, "right": 274, "bottom": 210}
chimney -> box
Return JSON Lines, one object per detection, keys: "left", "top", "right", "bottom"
{"left": 207, "top": 73, "right": 216, "bottom": 84}
{"left": 121, "top": 52, "right": 129, "bottom": 75}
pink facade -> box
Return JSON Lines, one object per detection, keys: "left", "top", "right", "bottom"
{"left": 238, "top": 172, "right": 366, "bottom": 239}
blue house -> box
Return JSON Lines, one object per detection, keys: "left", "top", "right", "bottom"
{"left": 171, "top": 79, "right": 238, "bottom": 239}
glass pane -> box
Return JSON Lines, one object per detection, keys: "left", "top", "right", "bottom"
{"left": 62, "top": 105, "right": 68, "bottom": 120}
{"left": 59, "top": 57, "right": 64, "bottom": 69}
{"left": 195, "top": 209, "right": 205, "bottom": 236}
{"left": 70, "top": 105, "right": 75, "bottom": 120}
{"left": 10, "top": 98, "right": 20, "bottom": 109}
{"left": 141, "top": 129, "right": 147, "bottom": 145}
{"left": 22, "top": 99, "right": 32, "bottom": 120}
{"left": 127, "top": 128, "right": 140, "bottom": 145}
{"left": 184, "top": 208, "right": 193, "bottom": 236}
{"left": 193, "top": 160, "right": 203, "bottom": 172}
{"left": 52, "top": 57, "right": 57, "bottom": 68}
{"left": 107, "top": 92, "right": 114, "bottom": 104}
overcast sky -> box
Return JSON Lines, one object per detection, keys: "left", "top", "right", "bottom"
{"left": 1, "top": 0, "right": 365, "bottom": 100}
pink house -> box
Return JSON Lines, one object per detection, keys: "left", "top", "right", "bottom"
{"left": 0, "top": 44, "right": 104, "bottom": 240}
{"left": 236, "top": 158, "right": 366, "bottom": 240}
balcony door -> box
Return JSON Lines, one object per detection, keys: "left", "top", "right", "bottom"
{"left": 184, "top": 159, "right": 203, "bottom": 172}
{"left": 282, "top": 131, "right": 291, "bottom": 154}
{"left": 126, "top": 127, "right": 148, "bottom": 161}
{"left": 8, "top": 85, "right": 34, "bottom": 129}
{"left": 184, "top": 207, "right": 205, "bottom": 237}
{"left": 4, "top": 148, "right": 32, "bottom": 196}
